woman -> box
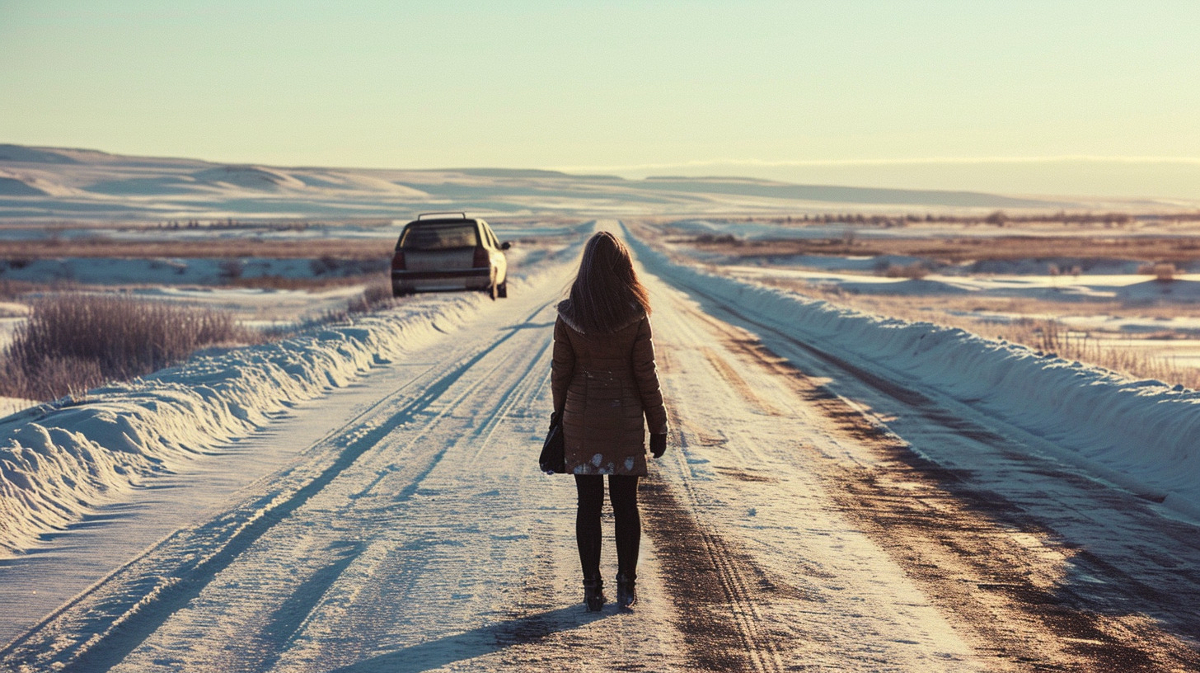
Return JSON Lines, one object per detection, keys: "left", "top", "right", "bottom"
{"left": 551, "top": 231, "right": 668, "bottom": 611}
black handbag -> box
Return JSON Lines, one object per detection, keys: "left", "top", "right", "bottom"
{"left": 539, "top": 411, "right": 565, "bottom": 473}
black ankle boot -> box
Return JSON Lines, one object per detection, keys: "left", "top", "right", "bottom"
{"left": 616, "top": 574, "right": 637, "bottom": 609}
{"left": 583, "top": 578, "right": 606, "bottom": 612}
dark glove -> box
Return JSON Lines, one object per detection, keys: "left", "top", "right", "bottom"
{"left": 549, "top": 411, "right": 561, "bottom": 430}
{"left": 650, "top": 433, "right": 667, "bottom": 458}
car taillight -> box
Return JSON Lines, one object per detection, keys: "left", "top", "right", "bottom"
{"left": 392, "top": 250, "right": 406, "bottom": 270}
{"left": 472, "top": 247, "right": 488, "bottom": 268}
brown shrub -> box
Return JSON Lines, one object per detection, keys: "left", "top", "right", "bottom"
{"left": 348, "top": 281, "right": 397, "bottom": 315}
{"left": 0, "top": 294, "right": 255, "bottom": 401}
{"left": 693, "top": 233, "right": 741, "bottom": 245}
{"left": 218, "top": 259, "right": 244, "bottom": 280}
{"left": 882, "top": 263, "right": 929, "bottom": 280}
{"left": 1136, "top": 262, "right": 1176, "bottom": 282}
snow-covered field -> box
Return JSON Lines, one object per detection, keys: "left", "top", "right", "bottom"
{"left": 710, "top": 262, "right": 1200, "bottom": 303}
{"left": 666, "top": 216, "right": 1200, "bottom": 243}
{"left": 0, "top": 240, "right": 558, "bottom": 327}
{"left": 658, "top": 221, "right": 1200, "bottom": 378}
{"left": 0, "top": 256, "right": 386, "bottom": 285}
{"left": 2, "top": 221, "right": 1199, "bottom": 670}
{"left": 630, "top": 225, "right": 1200, "bottom": 517}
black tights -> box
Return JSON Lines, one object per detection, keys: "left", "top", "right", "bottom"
{"left": 575, "top": 474, "right": 640, "bottom": 582}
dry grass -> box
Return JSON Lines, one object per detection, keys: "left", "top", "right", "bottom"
{"left": 347, "top": 281, "right": 398, "bottom": 316}
{"left": 0, "top": 294, "right": 257, "bottom": 401}
{"left": 1, "top": 279, "right": 410, "bottom": 402}
{"left": 260, "top": 281, "right": 400, "bottom": 338}
{"left": 1015, "top": 320, "right": 1192, "bottom": 385}
{"left": 1137, "top": 262, "right": 1177, "bottom": 282}
{"left": 881, "top": 262, "right": 929, "bottom": 279}
{"left": 1, "top": 278, "right": 78, "bottom": 300}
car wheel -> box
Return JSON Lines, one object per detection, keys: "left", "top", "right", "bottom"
{"left": 497, "top": 281, "right": 507, "bottom": 298}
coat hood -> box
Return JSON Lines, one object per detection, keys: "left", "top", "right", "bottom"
{"left": 556, "top": 299, "right": 645, "bottom": 335}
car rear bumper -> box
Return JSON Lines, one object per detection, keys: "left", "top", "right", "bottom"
{"left": 392, "top": 268, "right": 492, "bottom": 293}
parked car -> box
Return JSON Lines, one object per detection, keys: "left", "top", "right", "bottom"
{"left": 391, "top": 213, "right": 510, "bottom": 299}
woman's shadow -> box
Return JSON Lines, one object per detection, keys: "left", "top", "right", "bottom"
{"left": 331, "top": 605, "right": 612, "bottom": 672}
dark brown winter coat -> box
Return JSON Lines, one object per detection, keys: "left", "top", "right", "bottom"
{"left": 551, "top": 299, "right": 668, "bottom": 475}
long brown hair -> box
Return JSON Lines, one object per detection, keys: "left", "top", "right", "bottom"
{"left": 568, "top": 232, "right": 651, "bottom": 334}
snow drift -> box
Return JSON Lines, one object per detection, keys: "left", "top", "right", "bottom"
{"left": 0, "top": 294, "right": 485, "bottom": 556}
{"left": 0, "top": 229, "right": 584, "bottom": 557}
{"left": 192, "top": 165, "right": 308, "bottom": 191}
{"left": 627, "top": 225, "right": 1200, "bottom": 519}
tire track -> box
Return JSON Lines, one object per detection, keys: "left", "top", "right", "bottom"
{"left": 0, "top": 300, "right": 557, "bottom": 673}
{"left": 643, "top": 405, "right": 785, "bottom": 673}
{"left": 127, "top": 297, "right": 563, "bottom": 671}
{"left": 262, "top": 302, "right": 592, "bottom": 671}
{"left": 665, "top": 271, "right": 1200, "bottom": 671}
{"left": 464, "top": 317, "right": 557, "bottom": 467}
{"left": 698, "top": 346, "right": 784, "bottom": 417}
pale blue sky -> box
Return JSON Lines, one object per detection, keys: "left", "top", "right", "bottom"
{"left": 2, "top": 1, "right": 1199, "bottom": 197}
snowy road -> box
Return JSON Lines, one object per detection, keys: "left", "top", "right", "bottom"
{"left": 3, "top": 222, "right": 1200, "bottom": 671}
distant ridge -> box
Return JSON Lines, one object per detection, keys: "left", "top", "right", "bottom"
{"left": 0, "top": 142, "right": 1143, "bottom": 219}
{"left": 192, "top": 165, "right": 308, "bottom": 191}
{"left": 451, "top": 168, "right": 623, "bottom": 181}
{"left": 0, "top": 144, "right": 79, "bottom": 164}
{"left": 452, "top": 168, "right": 579, "bottom": 179}
{"left": 634, "top": 177, "right": 1057, "bottom": 209}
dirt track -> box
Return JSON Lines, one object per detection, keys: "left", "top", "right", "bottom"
{"left": 683, "top": 282, "right": 1200, "bottom": 671}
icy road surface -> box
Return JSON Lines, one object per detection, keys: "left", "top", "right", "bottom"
{"left": 3, "top": 223, "right": 1200, "bottom": 671}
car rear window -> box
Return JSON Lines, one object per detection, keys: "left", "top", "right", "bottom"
{"left": 400, "top": 223, "right": 479, "bottom": 250}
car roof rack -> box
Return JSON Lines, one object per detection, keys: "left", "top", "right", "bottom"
{"left": 416, "top": 212, "right": 469, "bottom": 220}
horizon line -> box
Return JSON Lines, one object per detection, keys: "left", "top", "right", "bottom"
{"left": 551, "top": 156, "right": 1200, "bottom": 174}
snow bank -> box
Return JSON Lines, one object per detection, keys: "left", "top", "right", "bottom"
{"left": 0, "top": 225, "right": 586, "bottom": 557}
{"left": 0, "top": 294, "right": 484, "bottom": 556}
{"left": 628, "top": 226, "right": 1200, "bottom": 518}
